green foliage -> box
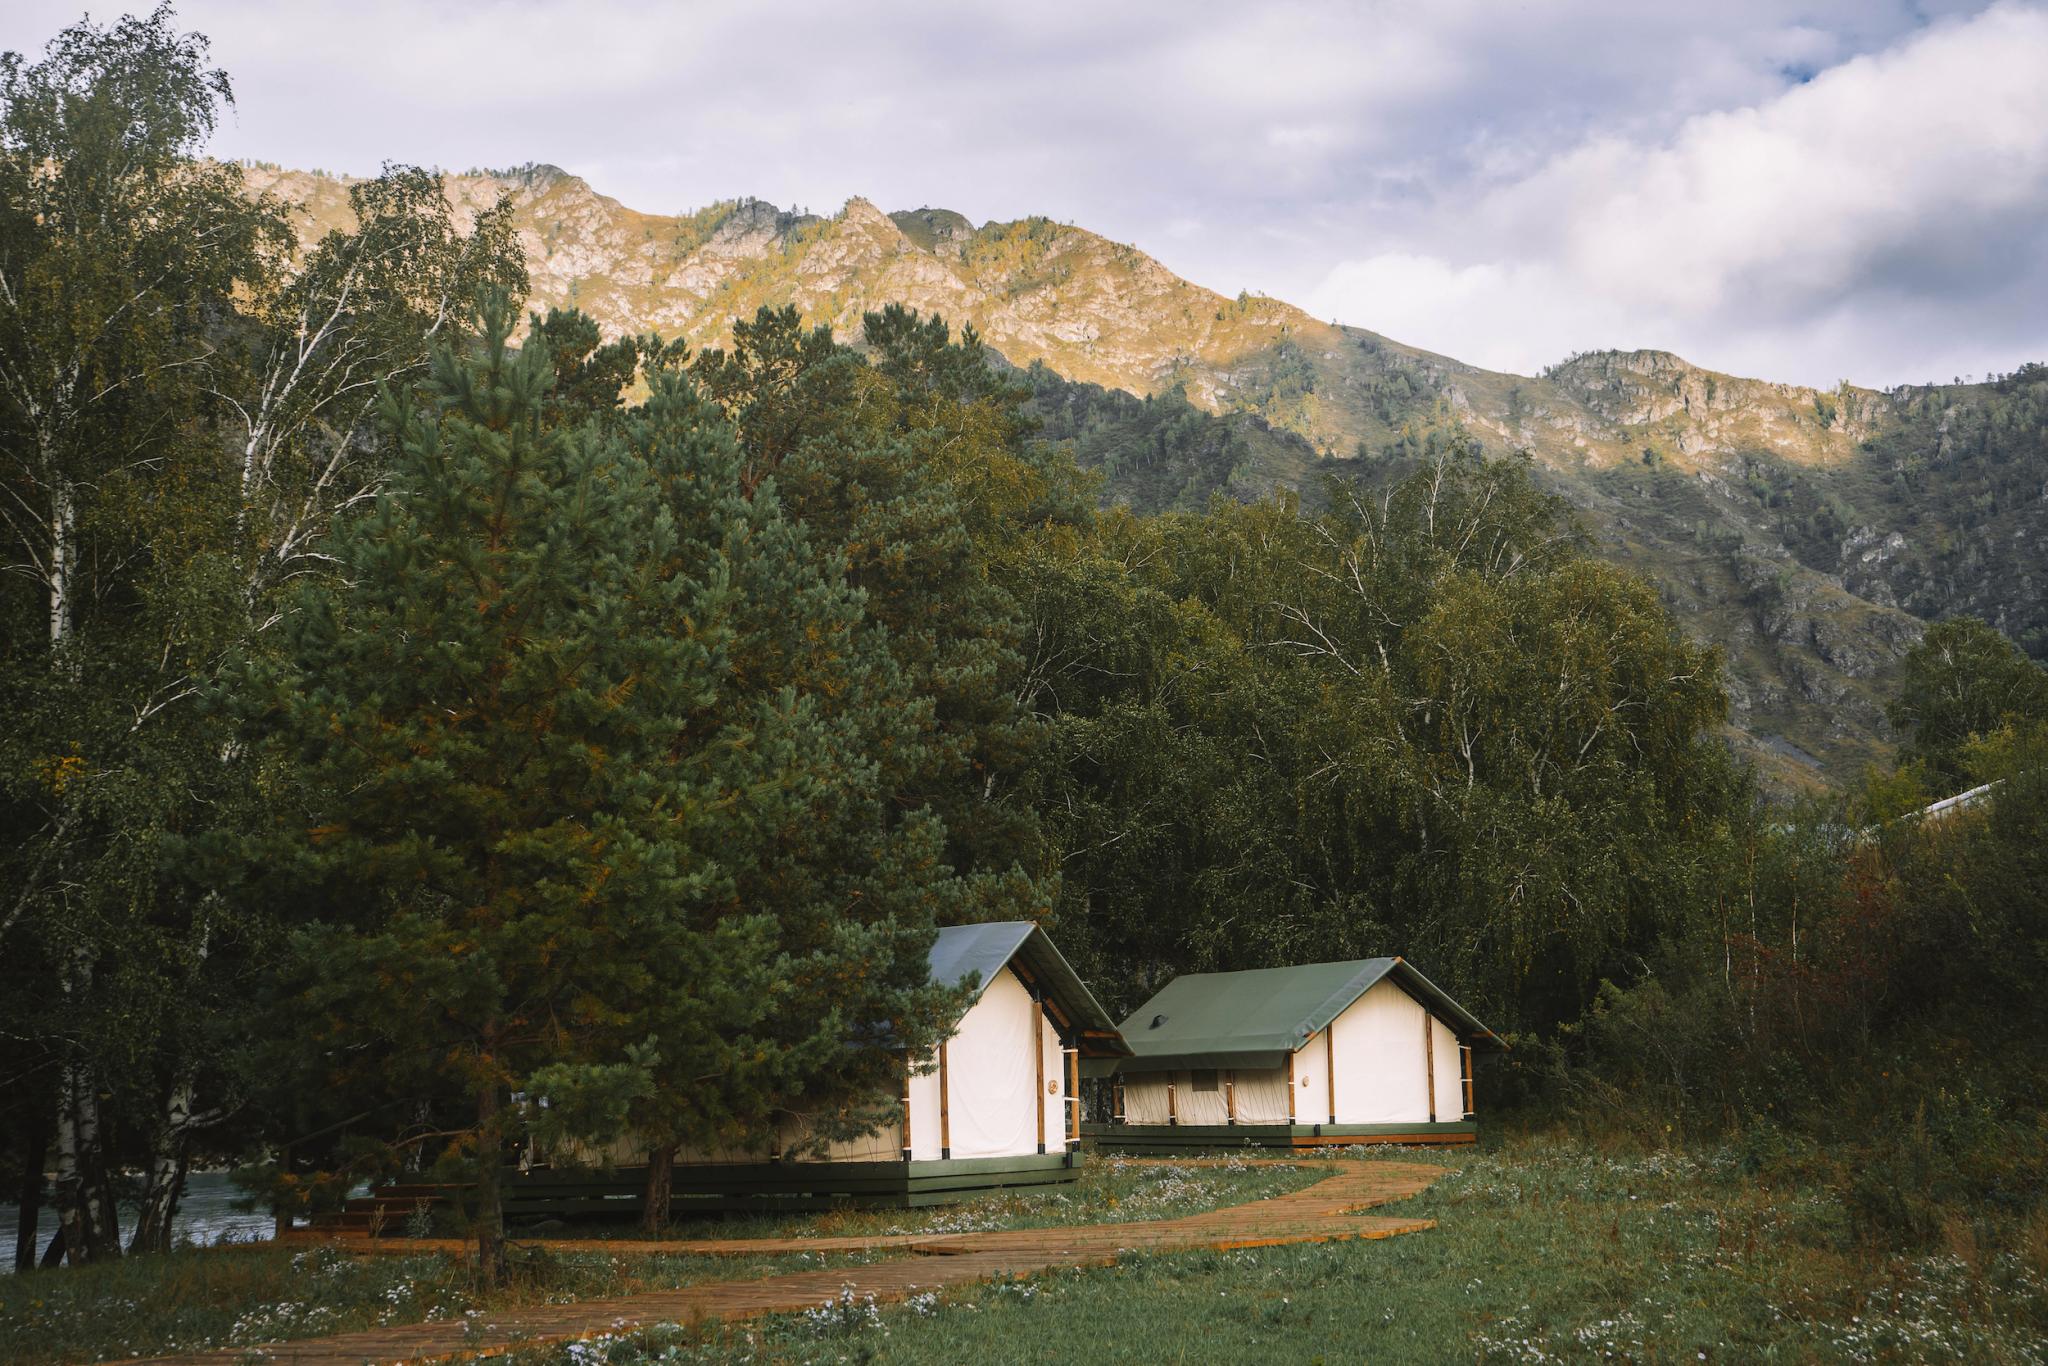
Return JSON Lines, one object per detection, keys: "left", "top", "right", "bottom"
{"left": 1561, "top": 721, "right": 2048, "bottom": 1247}
{"left": 1356, "top": 347, "right": 1440, "bottom": 426}
{"left": 1020, "top": 364, "right": 1305, "bottom": 512}
{"left": 1240, "top": 338, "right": 1319, "bottom": 431}
{"left": 1022, "top": 437, "right": 1740, "bottom": 1027}
{"left": 9, "top": 16, "right": 2041, "bottom": 1315}
{"left": 0, "top": 7, "right": 533, "bottom": 1268}
{"left": 0, "top": 2, "right": 289, "bottom": 1265}
{"left": 1887, "top": 616, "right": 2048, "bottom": 785}
{"left": 259, "top": 298, "right": 975, "bottom": 1265}
{"left": 691, "top": 303, "right": 1070, "bottom": 883}
{"left": 529, "top": 306, "right": 686, "bottom": 424}
{"left": 231, "top": 161, "right": 528, "bottom": 602}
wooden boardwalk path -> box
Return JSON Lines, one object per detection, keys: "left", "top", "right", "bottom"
{"left": 126, "top": 1157, "right": 1444, "bottom": 1365}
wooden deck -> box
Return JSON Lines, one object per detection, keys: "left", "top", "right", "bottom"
{"left": 122, "top": 1156, "right": 1444, "bottom": 1364}
{"left": 311, "top": 1154, "right": 1086, "bottom": 1234}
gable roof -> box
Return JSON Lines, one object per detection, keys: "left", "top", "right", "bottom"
{"left": 1113, "top": 957, "right": 1500, "bottom": 1071}
{"left": 929, "top": 922, "right": 1130, "bottom": 1059}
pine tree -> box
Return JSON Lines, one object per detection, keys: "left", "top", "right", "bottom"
{"left": 268, "top": 298, "right": 969, "bottom": 1267}
{"left": 692, "top": 305, "right": 1073, "bottom": 886}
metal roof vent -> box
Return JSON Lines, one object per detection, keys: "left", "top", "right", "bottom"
{"left": 1150, "top": 1014, "right": 1167, "bottom": 1029}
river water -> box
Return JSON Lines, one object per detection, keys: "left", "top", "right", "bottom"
{"left": 0, "top": 1171, "right": 275, "bottom": 1271}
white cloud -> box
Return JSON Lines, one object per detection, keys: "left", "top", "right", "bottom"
{"left": 1309, "top": 254, "right": 1595, "bottom": 377}
{"left": 1308, "top": 3, "right": 2048, "bottom": 385}
{"left": 1, "top": 0, "right": 2038, "bottom": 385}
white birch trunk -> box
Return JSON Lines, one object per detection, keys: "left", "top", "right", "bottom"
{"left": 130, "top": 1073, "right": 198, "bottom": 1255}
{"left": 52, "top": 949, "right": 121, "bottom": 1264}
{"left": 52, "top": 1057, "right": 119, "bottom": 1264}
{"left": 48, "top": 473, "right": 73, "bottom": 652}
{"left": 51, "top": 1059, "right": 86, "bottom": 1263}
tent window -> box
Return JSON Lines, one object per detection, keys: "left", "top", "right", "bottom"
{"left": 1190, "top": 1069, "right": 1219, "bottom": 1094}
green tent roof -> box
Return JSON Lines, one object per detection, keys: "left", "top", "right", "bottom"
{"left": 928, "top": 922, "right": 1130, "bottom": 1058}
{"left": 1111, "top": 958, "right": 1500, "bottom": 1072}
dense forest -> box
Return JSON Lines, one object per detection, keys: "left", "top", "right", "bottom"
{"left": 3, "top": 9, "right": 2046, "bottom": 1286}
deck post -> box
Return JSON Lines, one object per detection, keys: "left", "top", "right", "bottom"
{"left": 1167, "top": 1080, "right": 1178, "bottom": 1126}
{"left": 1425, "top": 1016, "right": 1437, "bottom": 1123}
{"left": 1225, "top": 1072, "right": 1237, "bottom": 1125}
{"left": 1034, "top": 992, "right": 1047, "bottom": 1154}
{"left": 1325, "top": 1027, "right": 1336, "bottom": 1124}
{"left": 1461, "top": 1044, "right": 1475, "bottom": 1118}
{"left": 1066, "top": 1048, "right": 1080, "bottom": 1148}
{"left": 1113, "top": 1076, "right": 1126, "bottom": 1124}
{"left": 901, "top": 1053, "right": 913, "bottom": 1162}
{"left": 938, "top": 1038, "right": 952, "bottom": 1159}
{"left": 1286, "top": 1049, "right": 1296, "bottom": 1123}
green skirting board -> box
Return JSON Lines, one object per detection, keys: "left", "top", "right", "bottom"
{"left": 1082, "top": 1121, "right": 1477, "bottom": 1154}
{"left": 496, "top": 1151, "right": 1086, "bottom": 1216}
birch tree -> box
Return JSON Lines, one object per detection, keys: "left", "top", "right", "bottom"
{"left": 226, "top": 164, "right": 526, "bottom": 613}
{"left": 1031, "top": 439, "right": 1738, "bottom": 1026}
{"left": 0, "top": 5, "right": 276, "bottom": 1265}
{"left": 0, "top": 9, "right": 527, "bottom": 1263}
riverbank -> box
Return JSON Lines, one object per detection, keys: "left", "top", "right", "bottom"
{"left": 2, "top": 1172, "right": 275, "bottom": 1272}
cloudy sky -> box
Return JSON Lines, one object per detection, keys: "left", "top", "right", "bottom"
{"left": 6, "top": 1, "right": 2045, "bottom": 387}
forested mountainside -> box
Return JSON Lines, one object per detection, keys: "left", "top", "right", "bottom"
{"left": 243, "top": 163, "right": 2048, "bottom": 788}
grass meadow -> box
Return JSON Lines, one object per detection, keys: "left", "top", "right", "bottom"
{"left": 0, "top": 1157, "right": 1317, "bottom": 1363}
{"left": 504, "top": 1140, "right": 2048, "bottom": 1364}
{"left": 4, "top": 1140, "right": 2045, "bottom": 1363}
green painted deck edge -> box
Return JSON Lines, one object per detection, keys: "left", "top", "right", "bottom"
{"left": 1084, "top": 1121, "right": 1475, "bottom": 1138}
{"left": 498, "top": 1152, "right": 1085, "bottom": 1212}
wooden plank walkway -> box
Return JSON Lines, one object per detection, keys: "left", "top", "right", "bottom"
{"left": 125, "top": 1157, "right": 1444, "bottom": 1365}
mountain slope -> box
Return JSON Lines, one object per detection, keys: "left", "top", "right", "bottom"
{"left": 242, "top": 163, "right": 2048, "bottom": 790}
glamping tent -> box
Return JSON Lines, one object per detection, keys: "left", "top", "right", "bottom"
{"left": 1084, "top": 957, "right": 1500, "bottom": 1152}
{"left": 567, "top": 921, "right": 1132, "bottom": 1211}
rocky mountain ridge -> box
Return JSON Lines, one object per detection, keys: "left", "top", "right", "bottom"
{"left": 242, "top": 163, "right": 2048, "bottom": 791}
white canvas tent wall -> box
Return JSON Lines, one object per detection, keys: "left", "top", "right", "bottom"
{"left": 1092, "top": 957, "right": 1499, "bottom": 1151}
{"left": 800, "top": 919, "right": 1129, "bottom": 1163}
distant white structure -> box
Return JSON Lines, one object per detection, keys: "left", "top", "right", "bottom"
{"left": 1913, "top": 780, "right": 2001, "bottom": 823}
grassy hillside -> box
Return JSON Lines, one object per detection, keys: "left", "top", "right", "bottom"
{"left": 242, "top": 164, "right": 2048, "bottom": 788}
